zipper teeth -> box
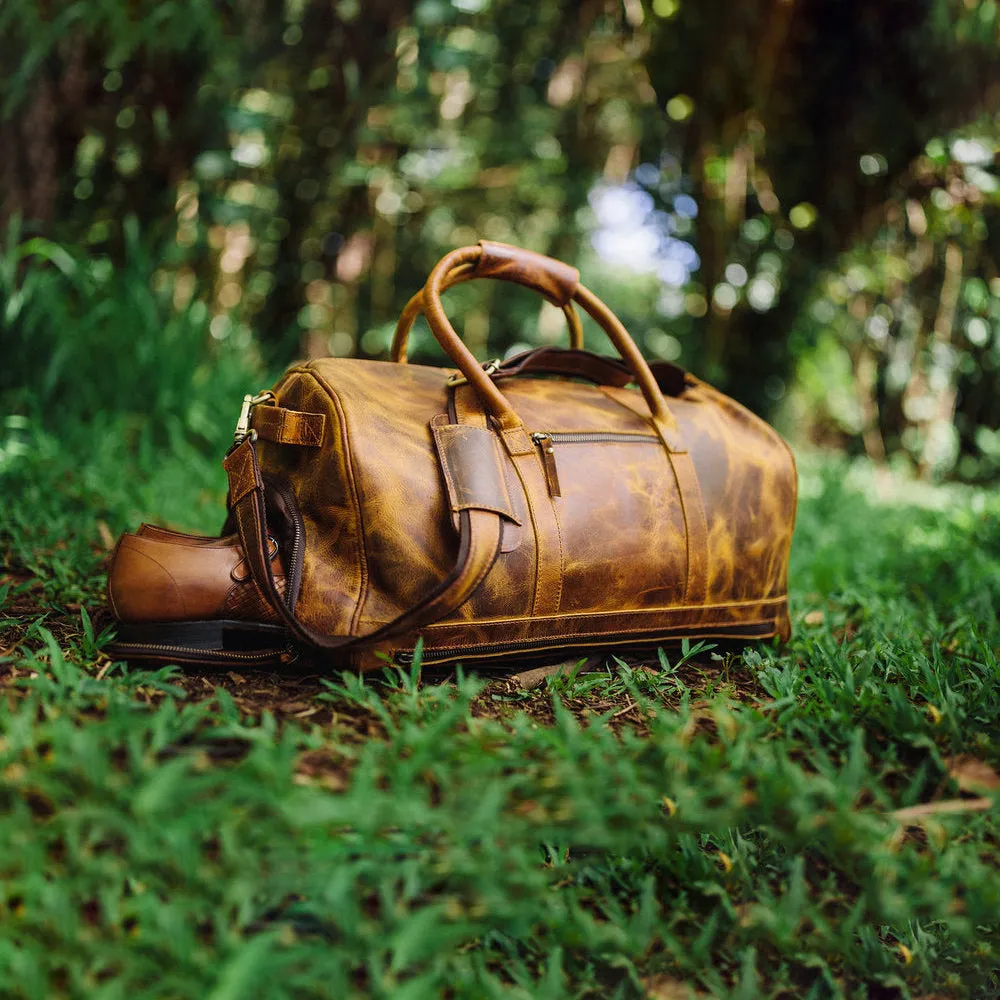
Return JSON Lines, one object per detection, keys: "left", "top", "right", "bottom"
{"left": 535, "top": 431, "right": 660, "bottom": 444}
{"left": 272, "top": 480, "right": 304, "bottom": 612}
{"left": 108, "top": 642, "right": 287, "bottom": 662}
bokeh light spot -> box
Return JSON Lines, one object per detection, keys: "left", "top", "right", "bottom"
{"left": 724, "top": 263, "right": 748, "bottom": 287}
{"left": 747, "top": 276, "right": 778, "bottom": 312}
{"left": 789, "top": 203, "right": 817, "bottom": 229}
{"left": 673, "top": 194, "right": 698, "bottom": 218}
{"left": 646, "top": 329, "right": 682, "bottom": 360}
{"left": 966, "top": 317, "right": 990, "bottom": 346}
{"left": 712, "top": 283, "right": 738, "bottom": 311}
{"left": 859, "top": 153, "right": 887, "bottom": 176}
{"left": 666, "top": 95, "right": 694, "bottom": 122}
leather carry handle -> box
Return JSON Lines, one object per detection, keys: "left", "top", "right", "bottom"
{"left": 390, "top": 258, "right": 586, "bottom": 362}
{"left": 417, "top": 242, "right": 683, "bottom": 447}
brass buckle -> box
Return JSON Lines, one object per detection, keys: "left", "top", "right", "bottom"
{"left": 446, "top": 358, "right": 502, "bottom": 388}
{"left": 233, "top": 390, "right": 275, "bottom": 445}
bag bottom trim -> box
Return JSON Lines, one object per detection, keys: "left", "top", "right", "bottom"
{"left": 389, "top": 619, "right": 782, "bottom": 667}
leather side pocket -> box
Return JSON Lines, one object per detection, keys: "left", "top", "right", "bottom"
{"left": 431, "top": 417, "right": 521, "bottom": 532}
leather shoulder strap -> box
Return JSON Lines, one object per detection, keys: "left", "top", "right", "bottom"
{"left": 223, "top": 437, "right": 503, "bottom": 654}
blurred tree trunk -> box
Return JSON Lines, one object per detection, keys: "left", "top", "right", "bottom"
{"left": 250, "top": 0, "right": 408, "bottom": 358}
{"left": 0, "top": 4, "right": 233, "bottom": 254}
{"left": 644, "top": 0, "right": 1000, "bottom": 413}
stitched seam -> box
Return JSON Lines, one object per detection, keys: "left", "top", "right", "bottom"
{"left": 225, "top": 447, "right": 258, "bottom": 505}
{"left": 433, "top": 426, "right": 460, "bottom": 511}
{"left": 308, "top": 369, "right": 369, "bottom": 636}
{"left": 679, "top": 454, "right": 709, "bottom": 604}
{"left": 542, "top": 430, "right": 659, "bottom": 440}
{"left": 403, "top": 628, "right": 782, "bottom": 662}
{"left": 453, "top": 502, "right": 519, "bottom": 520}
{"left": 666, "top": 453, "right": 694, "bottom": 603}
{"left": 509, "top": 451, "right": 545, "bottom": 617}
{"left": 421, "top": 618, "right": 781, "bottom": 642}
{"left": 490, "top": 435, "right": 516, "bottom": 519}
{"left": 361, "top": 616, "right": 782, "bottom": 637}
{"left": 357, "top": 599, "right": 787, "bottom": 629}
{"left": 548, "top": 476, "right": 565, "bottom": 613}
{"left": 659, "top": 446, "right": 691, "bottom": 599}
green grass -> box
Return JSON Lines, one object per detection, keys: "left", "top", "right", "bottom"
{"left": 1, "top": 423, "right": 999, "bottom": 999}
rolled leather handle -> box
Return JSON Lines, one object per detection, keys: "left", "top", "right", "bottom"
{"left": 420, "top": 242, "right": 683, "bottom": 447}
{"left": 390, "top": 245, "right": 584, "bottom": 362}
{"left": 474, "top": 240, "right": 579, "bottom": 305}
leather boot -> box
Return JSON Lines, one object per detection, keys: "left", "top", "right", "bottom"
{"left": 105, "top": 527, "right": 291, "bottom": 667}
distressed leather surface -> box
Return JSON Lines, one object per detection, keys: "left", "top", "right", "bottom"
{"left": 254, "top": 351, "right": 796, "bottom": 668}
{"left": 104, "top": 243, "right": 796, "bottom": 673}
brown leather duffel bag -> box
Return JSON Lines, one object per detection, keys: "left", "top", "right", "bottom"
{"left": 107, "top": 241, "right": 797, "bottom": 671}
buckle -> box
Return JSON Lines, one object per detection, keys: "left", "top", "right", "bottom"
{"left": 233, "top": 390, "right": 275, "bottom": 445}
{"left": 446, "top": 358, "right": 502, "bottom": 388}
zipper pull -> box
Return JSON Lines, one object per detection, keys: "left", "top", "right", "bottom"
{"left": 531, "top": 432, "right": 561, "bottom": 497}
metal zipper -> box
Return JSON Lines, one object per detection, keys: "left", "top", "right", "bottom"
{"left": 530, "top": 430, "right": 660, "bottom": 496}
{"left": 270, "top": 479, "right": 305, "bottom": 612}
{"left": 107, "top": 641, "right": 291, "bottom": 664}
{"left": 534, "top": 431, "right": 660, "bottom": 445}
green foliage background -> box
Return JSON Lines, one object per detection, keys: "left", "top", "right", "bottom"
{"left": 2, "top": 0, "right": 999, "bottom": 479}
{"left": 2, "top": 4, "right": 1000, "bottom": 997}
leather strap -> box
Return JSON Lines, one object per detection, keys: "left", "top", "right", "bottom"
{"left": 223, "top": 438, "right": 504, "bottom": 652}
{"left": 251, "top": 403, "right": 326, "bottom": 447}
{"left": 484, "top": 347, "right": 690, "bottom": 396}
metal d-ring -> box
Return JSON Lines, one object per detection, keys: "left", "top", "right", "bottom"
{"left": 445, "top": 358, "right": 502, "bottom": 389}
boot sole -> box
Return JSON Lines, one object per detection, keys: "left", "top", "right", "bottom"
{"left": 107, "top": 620, "right": 293, "bottom": 668}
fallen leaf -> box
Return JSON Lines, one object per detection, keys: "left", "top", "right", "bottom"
{"left": 97, "top": 520, "right": 115, "bottom": 551}
{"left": 641, "top": 976, "right": 707, "bottom": 1000}
{"left": 510, "top": 661, "right": 573, "bottom": 691}
{"left": 892, "top": 797, "right": 993, "bottom": 823}
{"left": 945, "top": 754, "right": 1000, "bottom": 794}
